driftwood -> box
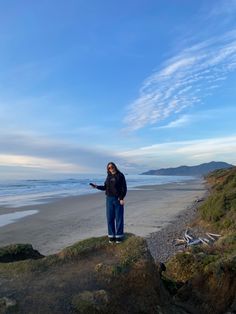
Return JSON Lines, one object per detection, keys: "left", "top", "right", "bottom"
{"left": 175, "top": 229, "right": 221, "bottom": 247}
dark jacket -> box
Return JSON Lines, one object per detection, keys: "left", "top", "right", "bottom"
{"left": 97, "top": 172, "right": 127, "bottom": 200}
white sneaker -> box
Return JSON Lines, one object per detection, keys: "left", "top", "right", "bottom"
{"left": 109, "top": 237, "right": 115, "bottom": 244}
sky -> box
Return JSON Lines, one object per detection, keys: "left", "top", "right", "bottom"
{"left": 1, "top": 0, "right": 236, "bottom": 178}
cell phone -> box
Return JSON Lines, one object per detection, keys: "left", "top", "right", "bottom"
{"left": 89, "top": 183, "right": 96, "bottom": 188}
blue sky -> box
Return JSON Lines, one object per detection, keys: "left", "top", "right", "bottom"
{"left": 1, "top": 0, "right": 236, "bottom": 178}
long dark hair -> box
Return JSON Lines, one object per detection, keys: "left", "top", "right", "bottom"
{"left": 106, "top": 162, "right": 120, "bottom": 174}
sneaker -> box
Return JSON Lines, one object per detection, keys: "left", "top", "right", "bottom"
{"left": 115, "top": 238, "right": 123, "bottom": 244}
{"left": 109, "top": 237, "right": 115, "bottom": 244}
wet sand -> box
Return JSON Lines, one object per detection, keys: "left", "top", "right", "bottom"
{"left": 0, "top": 178, "right": 206, "bottom": 255}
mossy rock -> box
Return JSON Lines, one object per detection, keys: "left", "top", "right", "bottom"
{"left": 0, "top": 244, "right": 44, "bottom": 263}
{"left": 58, "top": 236, "right": 109, "bottom": 260}
{"left": 164, "top": 235, "right": 236, "bottom": 313}
{"left": 174, "top": 255, "right": 236, "bottom": 314}
{"left": 165, "top": 252, "right": 198, "bottom": 282}
{"left": 71, "top": 290, "right": 109, "bottom": 313}
{"left": 0, "top": 297, "right": 18, "bottom": 313}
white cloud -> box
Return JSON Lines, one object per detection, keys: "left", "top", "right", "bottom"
{"left": 156, "top": 115, "right": 191, "bottom": 129}
{"left": 208, "top": 0, "right": 236, "bottom": 17}
{"left": 0, "top": 132, "right": 125, "bottom": 175}
{"left": 176, "top": 136, "right": 236, "bottom": 157}
{"left": 124, "top": 31, "right": 236, "bottom": 131}
{"left": 0, "top": 154, "right": 85, "bottom": 173}
{"left": 159, "top": 106, "right": 236, "bottom": 130}
{"left": 119, "top": 136, "right": 236, "bottom": 168}
{"left": 159, "top": 57, "right": 196, "bottom": 77}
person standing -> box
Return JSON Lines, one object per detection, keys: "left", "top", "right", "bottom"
{"left": 90, "top": 162, "right": 127, "bottom": 243}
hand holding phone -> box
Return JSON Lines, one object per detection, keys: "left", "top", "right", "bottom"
{"left": 89, "top": 183, "right": 96, "bottom": 188}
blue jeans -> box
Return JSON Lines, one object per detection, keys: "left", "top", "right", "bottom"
{"left": 106, "top": 196, "right": 124, "bottom": 239}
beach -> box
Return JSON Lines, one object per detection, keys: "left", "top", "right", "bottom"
{"left": 0, "top": 178, "right": 206, "bottom": 256}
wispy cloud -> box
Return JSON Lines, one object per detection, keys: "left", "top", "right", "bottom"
{"left": 155, "top": 115, "right": 191, "bottom": 129}
{"left": 154, "top": 106, "right": 236, "bottom": 130}
{"left": 208, "top": 0, "right": 236, "bottom": 18}
{"left": 124, "top": 30, "right": 236, "bottom": 131}
{"left": 0, "top": 133, "right": 126, "bottom": 174}
{"left": 0, "top": 154, "right": 83, "bottom": 173}
{"left": 119, "top": 135, "right": 236, "bottom": 168}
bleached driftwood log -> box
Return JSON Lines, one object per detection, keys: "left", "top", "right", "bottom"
{"left": 175, "top": 229, "right": 221, "bottom": 247}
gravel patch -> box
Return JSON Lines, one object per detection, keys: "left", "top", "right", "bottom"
{"left": 146, "top": 196, "right": 208, "bottom": 263}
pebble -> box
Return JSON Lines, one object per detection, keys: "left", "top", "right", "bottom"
{"left": 146, "top": 199, "right": 206, "bottom": 263}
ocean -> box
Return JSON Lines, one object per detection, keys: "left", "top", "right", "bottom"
{"left": 0, "top": 174, "right": 195, "bottom": 208}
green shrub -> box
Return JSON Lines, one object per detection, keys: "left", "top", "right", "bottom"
{"left": 200, "top": 194, "right": 226, "bottom": 222}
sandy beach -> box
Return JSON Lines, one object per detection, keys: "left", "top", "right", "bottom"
{"left": 0, "top": 178, "right": 206, "bottom": 255}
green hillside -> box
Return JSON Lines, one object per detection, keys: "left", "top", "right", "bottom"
{"left": 165, "top": 166, "right": 236, "bottom": 313}
{"left": 200, "top": 166, "right": 236, "bottom": 230}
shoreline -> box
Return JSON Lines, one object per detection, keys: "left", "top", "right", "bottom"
{"left": 0, "top": 178, "right": 207, "bottom": 256}
{"left": 0, "top": 175, "right": 196, "bottom": 209}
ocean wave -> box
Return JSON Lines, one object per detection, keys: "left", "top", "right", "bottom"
{"left": 0, "top": 174, "right": 195, "bottom": 208}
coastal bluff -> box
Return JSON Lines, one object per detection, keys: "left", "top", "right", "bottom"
{"left": 1, "top": 166, "right": 236, "bottom": 313}
{"left": 0, "top": 235, "right": 172, "bottom": 314}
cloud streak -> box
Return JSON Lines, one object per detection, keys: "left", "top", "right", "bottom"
{"left": 208, "top": 0, "right": 236, "bottom": 18}
{"left": 124, "top": 30, "right": 236, "bottom": 131}
{"left": 0, "top": 133, "right": 127, "bottom": 174}
{"left": 119, "top": 135, "right": 236, "bottom": 168}
{"left": 155, "top": 115, "right": 191, "bottom": 129}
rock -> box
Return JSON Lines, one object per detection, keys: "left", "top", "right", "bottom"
{"left": 0, "top": 235, "right": 171, "bottom": 313}
{"left": 72, "top": 289, "right": 109, "bottom": 313}
{"left": 0, "top": 297, "right": 17, "bottom": 311}
{"left": 0, "top": 243, "right": 44, "bottom": 263}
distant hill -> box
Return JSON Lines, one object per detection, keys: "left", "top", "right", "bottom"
{"left": 141, "top": 161, "right": 234, "bottom": 176}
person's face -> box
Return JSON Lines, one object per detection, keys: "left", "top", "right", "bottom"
{"left": 108, "top": 164, "right": 116, "bottom": 174}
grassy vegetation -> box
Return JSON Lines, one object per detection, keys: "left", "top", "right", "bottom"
{"left": 199, "top": 167, "right": 236, "bottom": 231}
{"left": 58, "top": 236, "right": 109, "bottom": 260}
{"left": 0, "top": 236, "right": 114, "bottom": 276}
{"left": 164, "top": 167, "right": 236, "bottom": 313}
{"left": 0, "top": 234, "right": 148, "bottom": 275}
{"left": 0, "top": 243, "right": 43, "bottom": 263}
{"left": 0, "top": 234, "right": 163, "bottom": 314}
{"left": 111, "top": 235, "right": 148, "bottom": 274}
